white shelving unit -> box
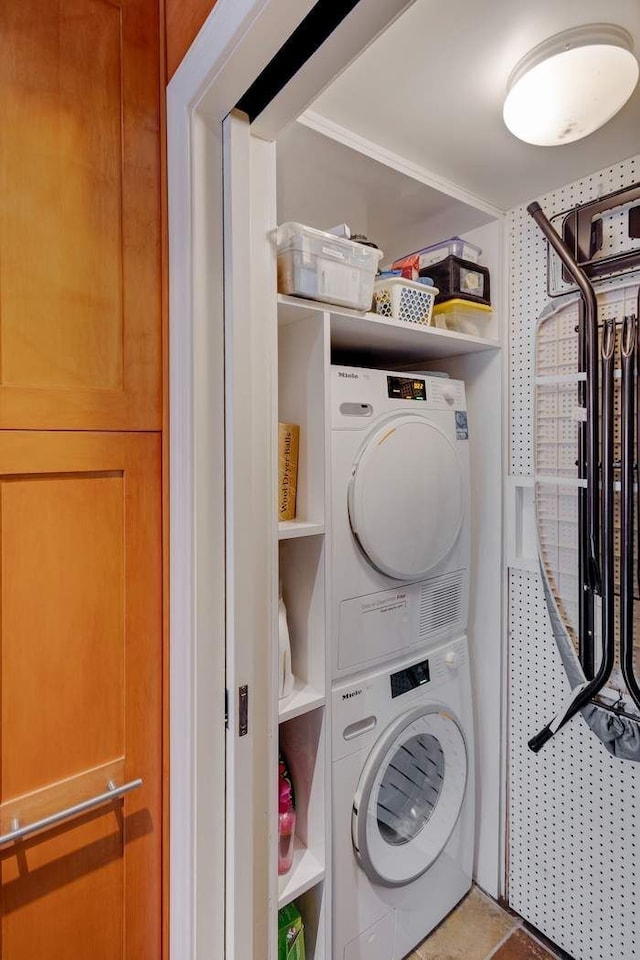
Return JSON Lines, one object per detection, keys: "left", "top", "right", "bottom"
{"left": 279, "top": 293, "right": 500, "bottom": 360}
{"left": 278, "top": 520, "right": 325, "bottom": 540}
{"left": 274, "top": 298, "right": 502, "bottom": 958}
{"left": 278, "top": 679, "right": 325, "bottom": 723}
{"left": 272, "top": 115, "right": 505, "bottom": 959}
{"left": 276, "top": 296, "right": 330, "bottom": 958}
{"left": 278, "top": 840, "right": 325, "bottom": 908}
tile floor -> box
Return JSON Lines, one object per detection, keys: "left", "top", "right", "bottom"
{"left": 407, "top": 887, "right": 566, "bottom": 960}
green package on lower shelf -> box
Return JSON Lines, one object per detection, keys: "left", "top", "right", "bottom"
{"left": 278, "top": 903, "right": 306, "bottom": 960}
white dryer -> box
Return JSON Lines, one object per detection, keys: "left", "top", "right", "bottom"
{"left": 331, "top": 365, "right": 470, "bottom": 680}
{"left": 332, "top": 636, "right": 474, "bottom": 960}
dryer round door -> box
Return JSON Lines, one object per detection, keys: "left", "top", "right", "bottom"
{"left": 348, "top": 415, "right": 464, "bottom": 580}
{"left": 352, "top": 706, "right": 468, "bottom": 887}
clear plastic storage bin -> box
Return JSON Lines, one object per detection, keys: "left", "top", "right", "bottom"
{"left": 373, "top": 277, "right": 438, "bottom": 326}
{"left": 276, "top": 222, "right": 383, "bottom": 310}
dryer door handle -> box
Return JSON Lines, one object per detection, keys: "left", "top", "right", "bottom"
{"left": 343, "top": 716, "right": 377, "bottom": 741}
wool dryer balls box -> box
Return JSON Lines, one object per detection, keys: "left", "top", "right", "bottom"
{"left": 278, "top": 423, "right": 300, "bottom": 521}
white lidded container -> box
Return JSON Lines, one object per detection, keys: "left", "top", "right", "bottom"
{"left": 277, "top": 222, "right": 383, "bottom": 310}
{"left": 373, "top": 277, "right": 438, "bottom": 326}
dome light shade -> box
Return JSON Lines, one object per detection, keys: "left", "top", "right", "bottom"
{"left": 503, "top": 24, "right": 639, "bottom": 146}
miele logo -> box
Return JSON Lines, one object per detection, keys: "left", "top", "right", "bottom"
{"left": 338, "top": 371, "right": 359, "bottom": 379}
{"left": 342, "top": 688, "right": 363, "bottom": 700}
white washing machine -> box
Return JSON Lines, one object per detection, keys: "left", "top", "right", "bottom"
{"left": 332, "top": 636, "right": 474, "bottom": 960}
{"left": 331, "top": 365, "right": 470, "bottom": 680}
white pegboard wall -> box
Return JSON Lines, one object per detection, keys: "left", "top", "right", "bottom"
{"left": 508, "top": 155, "right": 640, "bottom": 960}
{"left": 509, "top": 571, "right": 640, "bottom": 960}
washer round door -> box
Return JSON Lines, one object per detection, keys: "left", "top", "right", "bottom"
{"left": 352, "top": 706, "right": 468, "bottom": 887}
{"left": 348, "top": 415, "right": 464, "bottom": 580}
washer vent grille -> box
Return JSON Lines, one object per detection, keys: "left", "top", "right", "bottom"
{"left": 419, "top": 570, "right": 465, "bottom": 637}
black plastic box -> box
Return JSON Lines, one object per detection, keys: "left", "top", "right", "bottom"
{"left": 420, "top": 254, "right": 490, "bottom": 306}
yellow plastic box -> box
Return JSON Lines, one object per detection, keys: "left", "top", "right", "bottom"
{"left": 432, "top": 298, "right": 492, "bottom": 336}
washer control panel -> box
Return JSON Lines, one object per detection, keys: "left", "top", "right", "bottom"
{"left": 332, "top": 637, "right": 468, "bottom": 760}
{"left": 390, "top": 657, "right": 431, "bottom": 698}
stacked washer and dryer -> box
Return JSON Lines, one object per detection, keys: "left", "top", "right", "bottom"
{"left": 330, "top": 365, "right": 475, "bottom": 960}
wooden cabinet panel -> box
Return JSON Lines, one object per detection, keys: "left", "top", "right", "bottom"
{"left": 2, "top": 474, "right": 125, "bottom": 798}
{"left": 0, "top": 432, "right": 162, "bottom": 959}
{"left": 0, "top": 0, "right": 161, "bottom": 429}
{"left": 166, "top": 0, "right": 217, "bottom": 79}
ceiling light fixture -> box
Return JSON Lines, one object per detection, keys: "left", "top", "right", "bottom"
{"left": 503, "top": 24, "right": 639, "bottom": 146}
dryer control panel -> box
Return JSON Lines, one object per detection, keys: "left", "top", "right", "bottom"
{"left": 332, "top": 366, "right": 467, "bottom": 430}
{"left": 387, "top": 375, "right": 427, "bottom": 401}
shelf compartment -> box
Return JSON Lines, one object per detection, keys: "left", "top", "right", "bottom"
{"left": 330, "top": 309, "right": 500, "bottom": 362}
{"left": 279, "top": 536, "right": 325, "bottom": 698}
{"left": 279, "top": 680, "right": 325, "bottom": 723}
{"left": 278, "top": 520, "right": 325, "bottom": 540}
{"left": 276, "top": 119, "right": 497, "bottom": 266}
{"left": 279, "top": 709, "right": 325, "bottom": 917}
{"left": 278, "top": 295, "right": 326, "bottom": 328}
{"left": 278, "top": 304, "right": 326, "bottom": 530}
{"left": 278, "top": 840, "right": 325, "bottom": 908}
{"left": 277, "top": 880, "right": 326, "bottom": 960}
{"left": 278, "top": 294, "right": 500, "bottom": 361}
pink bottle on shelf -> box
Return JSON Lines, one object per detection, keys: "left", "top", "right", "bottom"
{"left": 278, "top": 777, "right": 296, "bottom": 876}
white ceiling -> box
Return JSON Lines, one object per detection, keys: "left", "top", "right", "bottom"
{"left": 309, "top": 0, "right": 640, "bottom": 210}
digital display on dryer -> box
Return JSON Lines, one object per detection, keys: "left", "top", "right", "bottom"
{"left": 390, "top": 659, "right": 431, "bottom": 698}
{"left": 387, "top": 376, "right": 426, "bottom": 401}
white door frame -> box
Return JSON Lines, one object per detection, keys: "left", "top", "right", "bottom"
{"left": 168, "top": 7, "right": 312, "bottom": 959}
{"left": 167, "top": 2, "right": 418, "bottom": 956}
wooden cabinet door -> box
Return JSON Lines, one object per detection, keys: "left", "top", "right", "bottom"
{"left": 0, "top": 432, "right": 162, "bottom": 959}
{"left": 0, "top": 0, "right": 161, "bottom": 430}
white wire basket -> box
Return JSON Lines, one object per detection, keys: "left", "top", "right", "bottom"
{"left": 373, "top": 278, "right": 437, "bottom": 326}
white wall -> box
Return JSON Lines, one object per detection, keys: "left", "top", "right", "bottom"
{"left": 425, "top": 347, "right": 504, "bottom": 898}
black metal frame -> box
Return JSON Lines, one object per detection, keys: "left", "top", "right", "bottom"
{"left": 600, "top": 317, "right": 617, "bottom": 701}
{"left": 637, "top": 294, "right": 640, "bottom": 613}
{"left": 620, "top": 313, "right": 640, "bottom": 710}
{"left": 529, "top": 200, "right": 640, "bottom": 750}
{"left": 528, "top": 202, "right": 616, "bottom": 753}
{"left": 563, "top": 182, "right": 640, "bottom": 280}
{"left": 546, "top": 182, "right": 640, "bottom": 299}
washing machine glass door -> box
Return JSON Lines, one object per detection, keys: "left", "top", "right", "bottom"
{"left": 348, "top": 415, "right": 464, "bottom": 580}
{"left": 352, "top": 706, "right": 467, "bottom": 887}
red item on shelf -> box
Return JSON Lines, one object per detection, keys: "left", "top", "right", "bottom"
{"left": 389, "top": 253, "right": 420, "bottom": 281}
{"left": 278, "top": 777, "right": 296, "bottom": 876}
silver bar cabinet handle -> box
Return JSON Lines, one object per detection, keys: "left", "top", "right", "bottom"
{"left": 0, "top": 777, "right": 143, "bottom": 847}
